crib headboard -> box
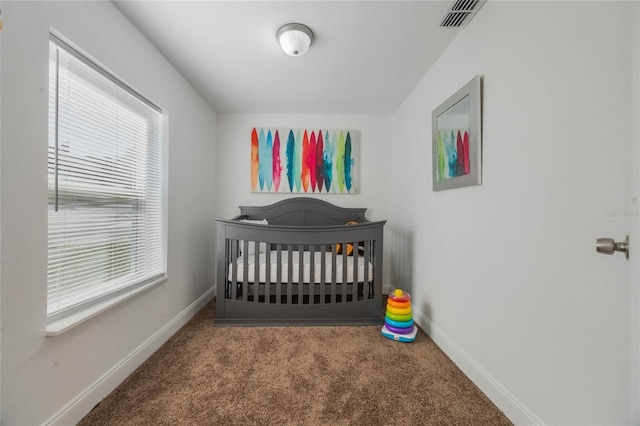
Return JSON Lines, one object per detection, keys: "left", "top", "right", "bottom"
{"left": 237, "top": 197, "right": 367, "bottom": 226}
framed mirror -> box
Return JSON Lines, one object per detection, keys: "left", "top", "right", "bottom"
{"left": 432, "top": 75, "right": 482, "bottom": 191}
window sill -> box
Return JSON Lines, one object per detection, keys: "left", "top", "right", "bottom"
{"left": 46, "top": 274, "right": 167, "bottom": 336}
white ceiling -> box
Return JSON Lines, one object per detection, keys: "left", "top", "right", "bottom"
{"left": 113, "top": 1, "right": 462, "bottom": 115}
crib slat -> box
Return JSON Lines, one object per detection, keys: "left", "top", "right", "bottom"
{"left": 341, "top": 247, "right": 348, "bottom": 303}
{"left": 253, "top": 241, "right": 260, "bottom": 303}
{"left": 363, "top": 239, "right": 371, "bottom": 298}
{"left": 287, "top": 245, "right": 293, "bottom": 305}
{"left": 352, "top": 242, "right": 359, "bottom": 301}
{"left": 371, "top": 239, "right": 378, "bottom": 299}
{"left": 264, "top": 247, "right": 271, "bottom": 303}
{"left": 365, "top": 239, "right": 372, "bottom": 298}
{"left": 320, "top": 245, "right": 326, "bottom": 304}
{"left": 331, "top": 245, "right": 337, "bottom": 304}
{"left": 276, "top": 245, "right": 282, "bottom": 305}
{"left": 231, "top": 239, "right": 238, "bottom": 300}
{"left": 297, "top": 245, "right": 304, "bottom": 305}
{"left": 242, "top": 240, "right": 249, "bottom": 302}
{"left": 309, "top": 246, "right": 315, "bottom": 304}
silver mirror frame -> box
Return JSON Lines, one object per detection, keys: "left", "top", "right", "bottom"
{"left": 432, "top": 75, "right": 482, "bottom": 191}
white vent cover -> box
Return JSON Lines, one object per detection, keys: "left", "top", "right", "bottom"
{"left": 439, "top": 0, "right": 486, "bottom": 28}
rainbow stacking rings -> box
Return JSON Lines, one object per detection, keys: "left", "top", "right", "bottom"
{"left": 381, "top": 289, "right": 418, "bottom": 343}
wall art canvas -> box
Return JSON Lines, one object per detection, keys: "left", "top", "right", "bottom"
{"left": 432, "top": 75, "right": 482, "bottom": 191}
{"left": 436, "top": 128, "right": 470, "bottom": 181}
{"left": 250, "top": 128, "right": 359, "bottom": 194}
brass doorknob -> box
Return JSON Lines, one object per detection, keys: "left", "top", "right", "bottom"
{"left": 596, "top": 235, "right": 629, "bottom": 260}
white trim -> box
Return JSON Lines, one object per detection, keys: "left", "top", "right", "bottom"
{"left": 412, "top": 305, "right": 543, "bottom": 426}
{"left": 49, "top": 32, "right": 161, "bottom": 112}
{"left": 43, "top": 287, "right": 215, "bottom": 426}
{"left": 46, "top": 275, "right": 167, "bottom": 336}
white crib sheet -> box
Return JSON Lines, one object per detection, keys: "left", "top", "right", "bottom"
{"left": 228, "top": 250, "right": 373, "bottom": 284}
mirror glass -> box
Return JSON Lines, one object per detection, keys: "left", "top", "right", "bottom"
{"left": 435, "top": 95, "right": 471, "bottom": 182}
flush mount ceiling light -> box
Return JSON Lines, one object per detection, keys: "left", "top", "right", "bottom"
{"left": 277, "top": 23, "right": 314, "bottom": 57}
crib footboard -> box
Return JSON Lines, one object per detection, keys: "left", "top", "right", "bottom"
{"left": 214, "top": 219, "right": 385, "bottom": 326}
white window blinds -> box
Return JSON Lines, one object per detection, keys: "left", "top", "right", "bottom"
{"left": 47, "top": 35, "right": 165, "bottom": 319}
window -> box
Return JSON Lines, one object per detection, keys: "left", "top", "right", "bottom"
{"left": 47, "top": 34, "right": 165, "bottom": 323}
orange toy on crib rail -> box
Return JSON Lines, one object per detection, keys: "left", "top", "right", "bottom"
{"left": 335, "top": 221, "right": 359, "bottom": 255}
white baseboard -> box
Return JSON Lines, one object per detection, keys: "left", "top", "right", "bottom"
{"left": 44, "top": 287, "right": 216, "bottom": 426}
{"left": 412, "top": 306, "right": 543, "bottom": 426}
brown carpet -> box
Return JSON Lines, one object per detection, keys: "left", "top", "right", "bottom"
{"left": 79, "top": 299, "right": 511, "bottom": 425}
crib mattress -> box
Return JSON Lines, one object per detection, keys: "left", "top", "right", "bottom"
{"left": 228, "top": 250, "right": 373, "bottom": 284}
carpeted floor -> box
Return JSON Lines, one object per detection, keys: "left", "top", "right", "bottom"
{"left": 79, "top": 299, "right": 512, "bottom": 425}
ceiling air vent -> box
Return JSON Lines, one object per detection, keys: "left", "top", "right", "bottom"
{"left": 439, "top": 0, "right": 486, "bottom": 28}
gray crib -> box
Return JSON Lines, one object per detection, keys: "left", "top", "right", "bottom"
{"left": 214, "top": 197, "right": 386, "bottom": 326}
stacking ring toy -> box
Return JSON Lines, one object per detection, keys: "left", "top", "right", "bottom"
{"left": 385, "top": 312, "right": 412, "bottom": 322}
{"left": 385, "top": 317, "right": 414, "bottom": 328}
{"left": 384, "top": 323, "right": 415, "bottom": 335}
{"left": 389, "top": 289, "right": 411, "bottom": 302}
{"left": 386, "top": 299, "right": 410, "bottom": 309}
{"left": 388, "top": 293, "right": 410, "bottom": 303}
{"left": 381, "top": 289, "right": 418, "bottom": 343}
{"left": 387, "top": 305, "right": 411, "bottom": 316}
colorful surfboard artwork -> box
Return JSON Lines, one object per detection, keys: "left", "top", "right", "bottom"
{"left": 250, "top": 128, "right": 259, "bottom": 191}
{"left": 315, "top": 131, "right": 324, "bottom": 192}
{"left": 272, "top": 130, "right": 282, "bottom": 192}
{"left": 436, "top": 128, "right": 470, "bottom": 181}
{"left": 301, "top": 130, "right": 310, "bottom": 193}
{"left": 250, "top": 128, "right": 359, "bottom": 194}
